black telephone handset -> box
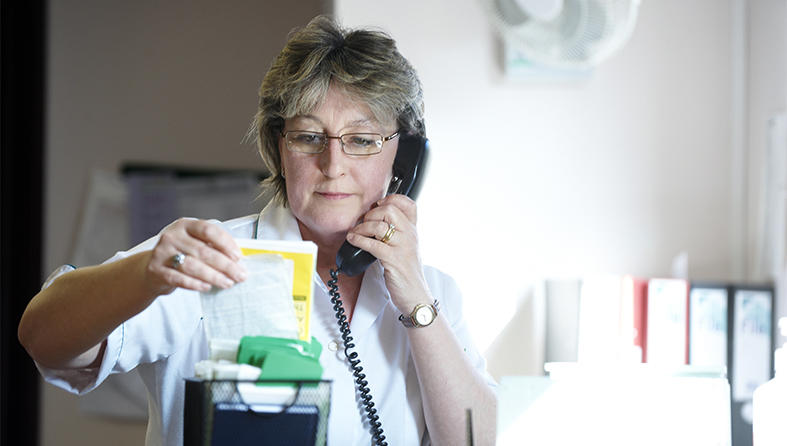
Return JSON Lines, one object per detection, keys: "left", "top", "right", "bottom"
{"left": 327, "top": 132, "right": 428, "bottom": 446}
{"left": 335, "top": 132, "right": 429, "bottom": 276}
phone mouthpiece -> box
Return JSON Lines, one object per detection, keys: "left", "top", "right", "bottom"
{"left": 335, "top": 242, "right": 377, "bottom": 277}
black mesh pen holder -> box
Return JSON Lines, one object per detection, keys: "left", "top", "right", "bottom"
{"left": 184, "top": 379, "right": 332, "bottom": 446}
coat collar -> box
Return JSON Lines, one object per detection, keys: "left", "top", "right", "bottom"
{"left": 255, "top": 203, "right": 303, "bottom": 242}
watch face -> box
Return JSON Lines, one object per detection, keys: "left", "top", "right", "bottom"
{"left": 414, "top": 306, "right": 434, "bottom": 326}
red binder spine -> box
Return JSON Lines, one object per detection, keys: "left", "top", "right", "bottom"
{"left": 623, "top": 276, "right": 649, "bottom": 363}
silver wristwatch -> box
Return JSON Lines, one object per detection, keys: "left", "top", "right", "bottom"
{"left": 399, "top": 300, "right": 439, "bottom": 328}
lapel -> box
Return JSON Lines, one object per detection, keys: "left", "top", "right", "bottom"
{"left": 350, "top": 261, "right": 391, "bottom": 335}
{"left": 255, "top": 204, "right": 302, "bottom": 242}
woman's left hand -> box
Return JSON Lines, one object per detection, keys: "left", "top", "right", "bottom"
{"left": 345, "top": 194, "right": 432, "bottom": 312}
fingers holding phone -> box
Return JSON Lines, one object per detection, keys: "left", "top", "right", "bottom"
{"left": 347, "top": 194, "right": 431, "bottom": 311}
{"left": 348, "top": 195, "right": 415, "bottom": 249}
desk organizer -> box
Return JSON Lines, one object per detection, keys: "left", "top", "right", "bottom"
{"left": 184, "top": 379, "right": 331, "bottom": 446}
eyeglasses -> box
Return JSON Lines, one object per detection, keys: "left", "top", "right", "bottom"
{"left": 281, "top": 130, "right": 400, "bottom": 156}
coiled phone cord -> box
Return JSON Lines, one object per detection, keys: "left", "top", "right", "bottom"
{"left": 328, "top": 268, "right": 387, "bottom": 446}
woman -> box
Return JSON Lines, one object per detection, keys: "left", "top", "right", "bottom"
{"left": 19, "top": 16, "right": 496, "bottom": 445}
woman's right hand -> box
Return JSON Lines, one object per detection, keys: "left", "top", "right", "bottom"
{"left": 19, "top": 218, "right": 248, "bottom": 369}
{"left": 144, "top": 218, "right": 248, "bottom": 297}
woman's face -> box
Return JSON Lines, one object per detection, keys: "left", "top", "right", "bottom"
{"left": 280, "top": 85, "right": 399, "bottom": 244}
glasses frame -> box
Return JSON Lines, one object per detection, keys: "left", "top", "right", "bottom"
{"left": 281, "top": 130, "right": 400, "bottom": 156}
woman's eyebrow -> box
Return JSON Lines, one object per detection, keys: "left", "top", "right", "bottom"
{"left": 345, "top": 118, "right": 375, "bottom": 128}
{"left": 291, "top": 115, "right": 376, "bottom": 129}
{"left": 287, "top": 114, "right": 321, "bottom": 127}
{"left": 294, "top": 114, "right": 320, "bottom": 122}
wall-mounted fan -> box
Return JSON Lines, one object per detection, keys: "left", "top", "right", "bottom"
{"left": 482, "top": 0, "right": 641, "bottom": 70}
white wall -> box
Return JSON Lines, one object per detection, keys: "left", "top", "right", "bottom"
{"left": 43, "top": 1, "right": 323, "bottom": 444}
{"left": 746, "top": 0, "right": 787, "bottom": 348}
{"left": 337, "top": 0, "right": 739, "bottom": 353}
{"left": 747, "top": 0, "right": 787, "bottom": 275}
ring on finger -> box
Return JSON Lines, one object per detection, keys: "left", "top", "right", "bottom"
{"left": 172, "top": 252, "right": 187, "bottom": 269}
{"left": 380, "top": 223, "right": 396, "bottom": 244}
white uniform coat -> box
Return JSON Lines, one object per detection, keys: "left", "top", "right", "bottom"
{"left": 38, "top": 203, "right": 495, "bottom": 445}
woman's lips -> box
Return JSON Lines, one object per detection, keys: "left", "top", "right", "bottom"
{"left": 317, "top": 192, "right": 351, "bottom": 200}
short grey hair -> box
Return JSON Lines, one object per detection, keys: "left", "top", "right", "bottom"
{"left": 250, "top": 15, "right": 425, "bottom": 206}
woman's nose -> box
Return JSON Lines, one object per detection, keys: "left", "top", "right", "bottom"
{"left": 318, "top": 137, "right": 347, "bottom": 178}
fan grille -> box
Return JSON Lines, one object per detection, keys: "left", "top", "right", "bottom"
{"left": 487, "top": 0, "right": 641, "bottom": 69}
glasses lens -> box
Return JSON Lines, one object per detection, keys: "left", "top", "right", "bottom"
{"left": 341, "top": 134, "right": 383, "bottom": 155}
{"left": 286, "top": 131, "right": 325, "bottom": 153}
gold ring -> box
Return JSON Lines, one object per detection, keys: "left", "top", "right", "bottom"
{"left": 380, "top": 223, "right": 396, "bottom": 244}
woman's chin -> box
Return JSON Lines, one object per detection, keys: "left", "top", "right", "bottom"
{"left": 298, "top": 215, "right": 358, "bottom": 243}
